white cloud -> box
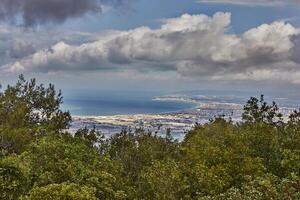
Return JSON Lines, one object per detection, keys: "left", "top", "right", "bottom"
{"left": 2, "top": 12, "right": 300, "bottom": 84}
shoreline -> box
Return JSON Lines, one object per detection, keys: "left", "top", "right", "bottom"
{"left": 69, "top": 95, "right": 297, "bottom": 140}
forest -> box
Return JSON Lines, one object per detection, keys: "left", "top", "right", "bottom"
{"left": 1, "top": 76, "right": 300, "bottom": 200}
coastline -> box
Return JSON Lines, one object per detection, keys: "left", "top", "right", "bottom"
{"left": 70, "top": 95, "right": 296, "bottom": 140}
{"left": 70, "top": 95, "right": 246, "bottom": 140}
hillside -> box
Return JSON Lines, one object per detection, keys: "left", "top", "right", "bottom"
{"left": 1, "top": 76, "right": 300, "bottom": 199}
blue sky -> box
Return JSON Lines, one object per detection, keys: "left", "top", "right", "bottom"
{"left": 0, "top": 0, "right": 300, "bottom": 94}
{"left": 62, "top": 0, "right": 300, "bottom": 33}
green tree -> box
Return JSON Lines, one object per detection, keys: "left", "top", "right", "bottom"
{"left": 242, "top": 95, "right": 283, "bottom": 125}
{"left": 19, "top": 134, "right": 125, "bottom": 199}
{"left": 182, "top": 118, "right": 265, "bottom": 197}
{"left": 138, "top": 159, "right": 187, "bottom": 200}
{"left": 21, "top": 183, "right": 97, "bottom": 200}
{"left": 0, "top": 160, "right": 27, "bottom": 200}
{"left": 2, "top": 76, "right": 300, "bottom": 199}
{"left": 0, "top": 75, "right": 71, "bottom": 153}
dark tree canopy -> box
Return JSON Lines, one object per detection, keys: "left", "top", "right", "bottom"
{"left": 242, "top": 94, "right": 283, "bottom": 125}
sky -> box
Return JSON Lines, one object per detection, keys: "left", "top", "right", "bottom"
{"left": 0, "top": 0, "right": 300, "bottom": 94}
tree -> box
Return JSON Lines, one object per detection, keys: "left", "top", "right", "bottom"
{"left": 108, "top": 129, "right": 179, "bottom": 181}
{"left": 138, "top": 159, "right": 187, "bottom": 200}
{"left": 242, "top": 95, "right": 283, "bottom": 125}
{"left": 21, "top": 183, "right": 97, "bottom": 200}
{"left": 182, "top": 118, "right": 265, "bottom": 197}
{"left": 0, "top": 75, "right": 71, "bottom": 153}
{"left": 0, "top": 160, "right": 27, "bottom": 200}
{"left": 19, "top": 134, "right": 125, "bottom": 199}
{"left": 2, "top": 75, "right": 300, "bottom": 199}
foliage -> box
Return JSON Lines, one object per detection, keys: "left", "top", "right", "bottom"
{"left": 0, "top": 75, "right": 71, "bottom": 154}
{"left": 20, "top": 134, "right": 125, "bottom": 199}
{"left": 0, "top": 160, "right": 27, "bottom": 200}
{"left": 20, "top": 183, "right": 97, "bottom": 200}
{"left": 138, "top": 159, "right": 187, "bottom": 200}
{"left": 242, "top": 95, "right": 283, "bottom": 125}
{"left": 1, "top": 76, "right": 300, "bottom": 199}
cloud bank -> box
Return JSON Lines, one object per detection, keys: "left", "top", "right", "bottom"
{"left": 0, "top": 0, "right": 135, "bottom": 26}
{"left": 2, "top": 12, "right": 300, "bottom": 83}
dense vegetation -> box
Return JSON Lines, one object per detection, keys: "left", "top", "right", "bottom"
{"left": 1, "top": 76, "right": 300, "bottom": 199}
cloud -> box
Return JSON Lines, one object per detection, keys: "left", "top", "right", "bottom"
{"left": 0, "top": 0, "right": 135, "bottom": 26}
{"left": 2, "top": 12, "right": 300, "bottom": 83}
{"left": 8, "top": 40, "right": 36, "bottom": 59}
{"left": 197, "top": 0, "right": 299, "bottom": 7}
{"left": 0, "top": 23, "right": 103, "bottom": 68}
{"left": 291, "top": 35, "right": 300, "bottom": 63}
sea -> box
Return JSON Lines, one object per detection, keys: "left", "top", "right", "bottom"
{"left": 62, "top": 90, "right": 196, "bottom": 116}
{"left": 61, "top": 89, "right": 300, "bottom": 140}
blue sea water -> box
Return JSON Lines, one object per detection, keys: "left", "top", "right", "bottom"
{"left": 62, "top": 89, "right": 300, "bottom": 139}
{"left": 61, "top": 89, "right": 300, "bottom": 117}
{"left": 62, "top": 90, "right": 196, "bottom": 116}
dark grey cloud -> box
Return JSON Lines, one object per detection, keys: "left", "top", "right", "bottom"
{"left": 101, "top": 0, "right": 136, "bottom": 8}
{"left": 8, "top": 40, "right": 36, "bottom": 58}
{"left": 291, "top": 35, "right": 300, "bottom": 63}
{"left": 0, "top": 0, "right": 134, "bottom": 26}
